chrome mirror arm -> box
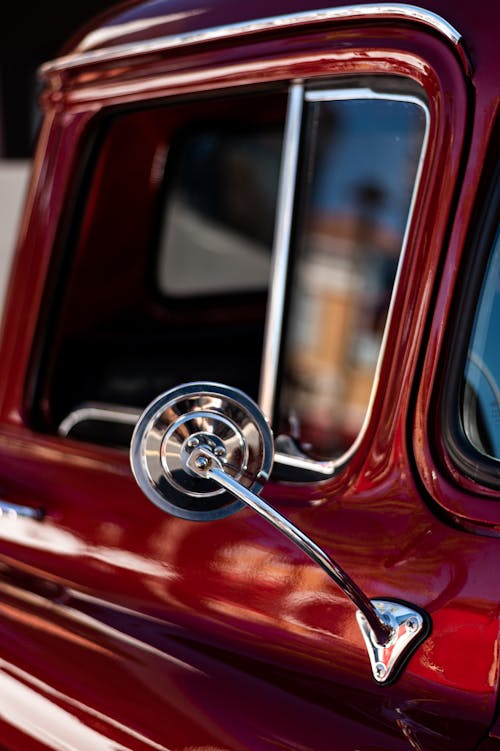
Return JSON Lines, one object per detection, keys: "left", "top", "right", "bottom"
{"left": 131, "top": 382, "right": 431, "bottom": 685}
{"left": 188, "top": 445, "right": 393, "bottom": 646}
{"left": 187, "top": 445, "right": 430, "bottom": 684}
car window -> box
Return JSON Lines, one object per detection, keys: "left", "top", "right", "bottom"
{"left": 32, "top": 78, "right": 429, "bottom": 464}
{"left": 463, "top": 227, "right": 500, "bottom": 459}
{"left": 30, "top": 91, "right": 287, "bottom": 445}
{"left": 278, "top": 85, "right": 428, "bottom": 460}
{"left": 158, "top": 128, "right": 280, "bottom": 297}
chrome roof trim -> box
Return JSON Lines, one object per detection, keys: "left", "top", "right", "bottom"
{"left": 40, "top": 4, "right": 461, "bottom": 77}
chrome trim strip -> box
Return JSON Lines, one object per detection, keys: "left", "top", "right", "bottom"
{"left": 305, "top": 88, "right": 428, "bottom": 104}
{"left": 58, "top": 403, "right": 141, "bottom": 437}
{"left": 274, "top": 450, "right": 337, "bottom": 477}
{"left": 40, "top": 4, "right": 461, "bottom": 77}
{"left": 0, "top": 501, "right": 44, "bottom": 521}
{"left": 259, "top": 82, "right": 304, "bottom": 419}
{"left": 272, "top": 85, "right": 430, "bottom": 476}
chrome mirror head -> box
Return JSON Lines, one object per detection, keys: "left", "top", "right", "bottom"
{"left": 130, "top": 382, "right": 274, "bottom": 521}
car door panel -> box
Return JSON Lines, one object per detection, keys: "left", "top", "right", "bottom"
{"left": 0, "top": 423, "right": 497, "bottom": 749}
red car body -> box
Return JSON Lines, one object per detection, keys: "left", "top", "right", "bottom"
{"left": 0, "top": 1, "right": 499, "bottom": 749}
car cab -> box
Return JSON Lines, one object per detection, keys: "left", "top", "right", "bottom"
{"left": 0, "top": 1, "right": 499, "bottom": 749}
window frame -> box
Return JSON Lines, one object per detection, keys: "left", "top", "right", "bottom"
{"left": 29, "top": 76, "right": 431, "bottom": 475}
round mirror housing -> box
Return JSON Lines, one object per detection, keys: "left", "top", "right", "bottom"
{"left": 130, "top": 382, "right": 274, "bottom": 521}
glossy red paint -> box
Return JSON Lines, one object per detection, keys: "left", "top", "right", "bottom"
{"left": 0, "top": 1, "right": 499, "bottom": 750}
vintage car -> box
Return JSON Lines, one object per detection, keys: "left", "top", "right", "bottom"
{"left": 0, "top": 0, "right": 499, "bottom": 748}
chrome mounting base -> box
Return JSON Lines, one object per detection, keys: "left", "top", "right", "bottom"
{"left": 357, "top": 600, "right": 429, "bottom": 684}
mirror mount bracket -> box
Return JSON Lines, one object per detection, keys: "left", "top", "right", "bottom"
{"left": 357, "top": 600, "right": 429, "bottom": 684}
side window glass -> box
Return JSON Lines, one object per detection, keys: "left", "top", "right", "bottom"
{"left": 32, "top": 92, "right": 286, "bottom": 446}
{"left": 158, "top": 129, "right": 280, "bottom": 297}
{"left": 278, "top": 85, "right": 428, "bottom": 460}
{"left": 463, "top": 228, "right": 500, "bottom": 459}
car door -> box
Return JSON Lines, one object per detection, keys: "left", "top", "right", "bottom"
{"left": 0, "top": 4, "right": 498, "bottom": 750}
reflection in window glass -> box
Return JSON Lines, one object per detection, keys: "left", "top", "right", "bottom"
{"left": 158, "top": 128, "right": 282, "bottom": 297}
{"left": 42, "top": 92, "right": 287, "bottom": 442}
{"left": 463, "top": 229, "right": 500, "bottom": 459}
{"left": 279, "top": 90, "right": 427, "bottom": 459}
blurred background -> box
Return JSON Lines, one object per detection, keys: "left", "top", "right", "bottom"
{"left": 0, "top": 2, "right": 119, "bottom": 307}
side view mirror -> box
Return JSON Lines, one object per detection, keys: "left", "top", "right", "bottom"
{"left": 130, "top": 382, "right": 430, "bottom": 684}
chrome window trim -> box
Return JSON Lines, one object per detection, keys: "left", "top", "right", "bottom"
{"left": 40, "top": 4, "right": 461, "bottom": 78}
{"left": 259, "top": 82, "right": 304, "bottom": 419}
{"left": 305, "top": 89, "right": 430, "bottom": 105}
{"left": 58, "top": 403, "right": 141, "bottom": 437}
{"left": 274, "top": 448, "right": 337, "bottom": 476}
{"left": 270, "top": 84, "right": 430, "bottom": 476}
